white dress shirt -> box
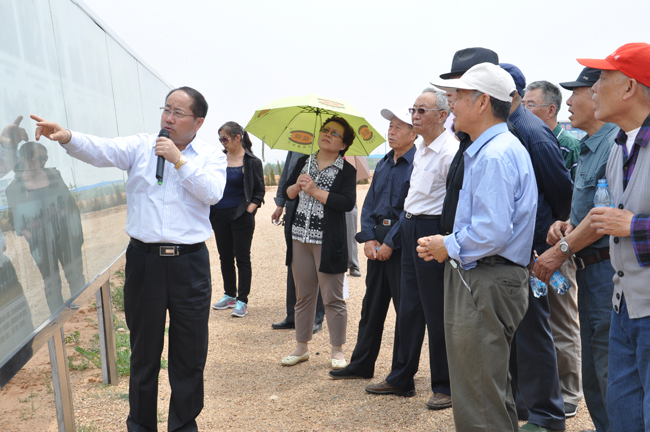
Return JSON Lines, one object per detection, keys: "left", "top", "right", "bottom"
{"left": 403, "top": 130, "right": 459, "bottom": 215}
{"left": 64, "top": 131, "right": 226, "bottom": 244}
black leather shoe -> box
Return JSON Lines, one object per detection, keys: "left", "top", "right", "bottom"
{"left": 329, "top": 368, "right": 369, "bottom": 380}
{"left": 312, "top": 322, "right": 323, "bottom": 334}
{"left": 271, "top": 318, "right": 295, "bottom": 330}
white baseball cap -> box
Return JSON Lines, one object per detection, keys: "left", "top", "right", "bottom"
{"left": 380, "top": 108, "right": 412, "bottom": 126}
{"left": 430, "top": 62, "right": 516, "bottom": 103}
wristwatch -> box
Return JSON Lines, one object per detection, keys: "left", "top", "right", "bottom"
{"left": 559, "top": 237, "right": 572, "bottom": 256}
{"left": 174, "top": 155, "right": 188, "bottom": 170}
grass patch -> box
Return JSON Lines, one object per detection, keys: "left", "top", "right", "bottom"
{"left": 65, "top": 330, "right": 81, "bottom": 345}
{"left": 77, "top": 424, "right": 99, "bottom": 432}
{"left": 111, "top": 270, "right": 125, "bottom": 312}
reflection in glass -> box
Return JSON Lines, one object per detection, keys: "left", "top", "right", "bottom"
{"left": 6, "top": 142, "right": 85, "bottom": 313}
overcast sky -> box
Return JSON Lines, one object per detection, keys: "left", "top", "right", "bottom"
{"left": 81, "top": 0, "right": 650, "bottom": 163}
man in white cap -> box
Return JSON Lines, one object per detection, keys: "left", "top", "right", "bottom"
{"left": 420, "top": 62, "right": 538, "bottom": 431}
{"left": 330, "top": 108, "right": 416, "bottom": 380}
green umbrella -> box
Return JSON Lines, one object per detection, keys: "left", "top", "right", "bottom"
{"left": 244, "top": 94, "right": 385, "bottom": 157}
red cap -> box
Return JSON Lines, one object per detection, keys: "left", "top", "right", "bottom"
{"left": 577, "top": 43, "right": 650, "bottom": 88}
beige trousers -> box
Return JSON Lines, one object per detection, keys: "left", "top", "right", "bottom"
{"left": 291, "top": 240, "right": 347, "bottom": 346}
{"left": 548, "top": 257, "right": 583, "bottom": 405}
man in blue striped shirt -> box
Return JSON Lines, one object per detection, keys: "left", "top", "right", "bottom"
{"left": 330, "top": 108, "right": 416, "bottom": 380}
{"left": 501, "top": 63, "right": 573, "bottom": 432}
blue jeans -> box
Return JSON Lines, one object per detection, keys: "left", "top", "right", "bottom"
{"left": 607, "top": 297, "right": 650, "bottom": 432}
{"left": 576, "top": 259, "right": 614, "bottom": 432}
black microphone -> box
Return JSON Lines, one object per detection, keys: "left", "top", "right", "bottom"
{"left": 156, "top": 129, "right": 170, "bottom": 185}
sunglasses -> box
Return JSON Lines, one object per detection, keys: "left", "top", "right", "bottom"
{"left": 408, "top": 107, "right": 444, "bottom": 115}
{"left": 219, "top": 136, "right": 236, "bottom": 144}
{"left": 320, "top": 127, "right": 343, "bottom": 139}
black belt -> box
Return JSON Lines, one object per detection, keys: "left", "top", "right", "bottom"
{"left": 129, "top": 238, "right": 204, "bottom": 256}
{"left": 405, "top": 212, "right": 441, "bottom": 220}
{"left": 477, "top": 255, "right": 524, "bottom": 268}
{"left": 574, "top": 247, "right": 610, "bottom": 270}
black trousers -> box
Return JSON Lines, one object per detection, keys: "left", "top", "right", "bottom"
{"left": 510, "top": 286, "right": 566, "bottom": 430}
{"left": 285, "top": 263, "right": 324, "bottom": 325}
{"left": 210, "top": 206, "right": 255, "bottom": 304}
{"left": 124, "top": 242, "right": 211, "bottom": 432}
{"left": 346, "top": 224, "right": 401, "bottom": 378}
{"left": 386, "top": 217, "right": 450, "bottom": 395}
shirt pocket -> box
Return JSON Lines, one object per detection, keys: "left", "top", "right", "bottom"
{"left": 574, "top": 172, "right": 597, "bottom": 203}
{"left": 391, "top": 181, "right": 410, "bottom": 211}
{"left": 416, "top": 170, "right": 445, "bottom": 195}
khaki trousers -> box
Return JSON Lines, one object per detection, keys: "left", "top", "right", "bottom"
{"left": 548, "top": 258, "right": 583, "bottom": 405}
{"left": 291, "top": 240, "right": 347, "bottom": 346}
{"left": 444, "top": 260, "right": 529, "bottom": 432}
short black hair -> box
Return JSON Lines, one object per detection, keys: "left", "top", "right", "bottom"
{"left": 490, "top": 97, "right": 511, "bottom": 121}
{"left": 165, "top": 86, "right": 208, "bottom": 118}
{"left": 322, "top": 115, "right": 355, "bottom": 156}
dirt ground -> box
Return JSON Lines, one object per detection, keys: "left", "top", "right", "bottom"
{"left": 0, "top": 185, "right": 596, "bottom": 431}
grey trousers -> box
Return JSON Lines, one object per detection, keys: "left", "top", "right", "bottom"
{"left": 345, "top": 204, "right": 359, "bottom": 271}
{"left": 548, "top": 258, "right": 583, "bottom": 405}
{"left": 444, "top": 260, "right": 529, "bottom": 432}
{"left": 292, "top": 240, "right": 347, "bottom": 346}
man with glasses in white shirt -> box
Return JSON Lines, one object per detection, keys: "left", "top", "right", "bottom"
{"left": 31, "top": 86, "right": 226, "bottom": 432}
{"left": 365, "top": 88, "right": 458, "bottom": 411}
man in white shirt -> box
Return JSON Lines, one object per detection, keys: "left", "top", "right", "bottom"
{"left": 31, "top": 87, "right": 227, "bottom": 432}
{"left": 365, "top": 88, "right": 458, "bottom": 410}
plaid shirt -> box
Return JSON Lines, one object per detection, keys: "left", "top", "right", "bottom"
{"left": 615, "top": 114, "right": 650, "bottom": 266}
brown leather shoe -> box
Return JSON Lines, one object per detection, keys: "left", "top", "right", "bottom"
{"left": 426, "top": 393, "right": 452, "bottom": 410}
{"left": 364, "top": 380, "right": 415, "bottom": 397}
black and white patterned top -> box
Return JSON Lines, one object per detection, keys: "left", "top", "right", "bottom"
{"left": 292, "top": 151, "right": 345, "bottom": 244}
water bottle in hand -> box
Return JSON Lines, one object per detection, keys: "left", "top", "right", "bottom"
{"left": 529, "top": 274, "right": 548, "bottom": 298}
{"left": 549, "top": 271, "right": 571, "bottom": 295}
{"left": 594, "top": 179, "right": 614, "bottom": 208}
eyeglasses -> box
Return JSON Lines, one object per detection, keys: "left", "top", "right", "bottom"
{"left": 320, "top": 127, "right": 343, "bottom": 139}
{"left": 522, "top": 102, "right": 551, "bottom": 110}
{"left": 219, "top": 136, "right": 234, "bottom": 144}
{"left": 160, "top": 107, "right": 197, "bottom": 119}
{"left": 28, "top": 156, "right": 48, "bottom": 162}
{"left": 408, "top": 107, "right": 443, "bottom": 115}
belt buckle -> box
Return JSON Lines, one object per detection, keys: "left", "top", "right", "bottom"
{"left": 382, "top": 219, "right": 391, "bottom": 226}
{"left": 574, "top": 255, "right": 585, "bottom": 271}
{"left": 405, "top": 212, "right": 413, "bottom": 219}
{"left": 160, "top": 246, "right": 179, "bottom": 257}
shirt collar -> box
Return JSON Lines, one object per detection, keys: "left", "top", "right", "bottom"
{"left": 465, "top": 122, "right": 509, "bottom": 158}
{"left": 386, "top": 144, "right": 417, "bottom": 165}
{"left": 581, "top": 122, "right": 618, "bottom": 153}
{"left": 153, "top": 133, "right": 200, "bottom": 153}
{"left": 614, "top": 113, "right": 650, "bottom": 149}
{"left": 418, "top": 129, "right": 451, "bottom": 154}
{"left": 552, "top": 124, "right": 563, "bottom": 138}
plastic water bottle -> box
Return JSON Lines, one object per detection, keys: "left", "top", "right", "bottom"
{"left": 594, "top": 179, "right": 614, "bottom": 208}
{"left": 549, "top": 271, "right": 571, "bottom": 295}
{"left": 529, "top": 274, "right": 548, "bottom": 298}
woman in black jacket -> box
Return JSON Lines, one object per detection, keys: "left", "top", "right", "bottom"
{"left": 281, "top": 115, "right": 357, "bottom": 370}
{"left": 210, "top": 122, "right": 265, "bottom": 318}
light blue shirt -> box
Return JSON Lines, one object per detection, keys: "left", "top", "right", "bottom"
{"left": 64, "top": 131, "right": 226, "bottom": 244}
{"left": 444, "top": 123, "right": 537, "bottom": 269}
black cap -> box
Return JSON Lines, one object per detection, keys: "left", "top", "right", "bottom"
{"left": 439, "top": 47, "right": 499, "bottom": 79}
{"left": 559, "top": 67, "right": 601, "bottom": 90}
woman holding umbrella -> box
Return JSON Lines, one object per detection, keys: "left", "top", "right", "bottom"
{"left": 210, "top": 122, "right": 265, "bottom": 318}
{"left": 281, "top": 115, "right": 357, "bottom": 370}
